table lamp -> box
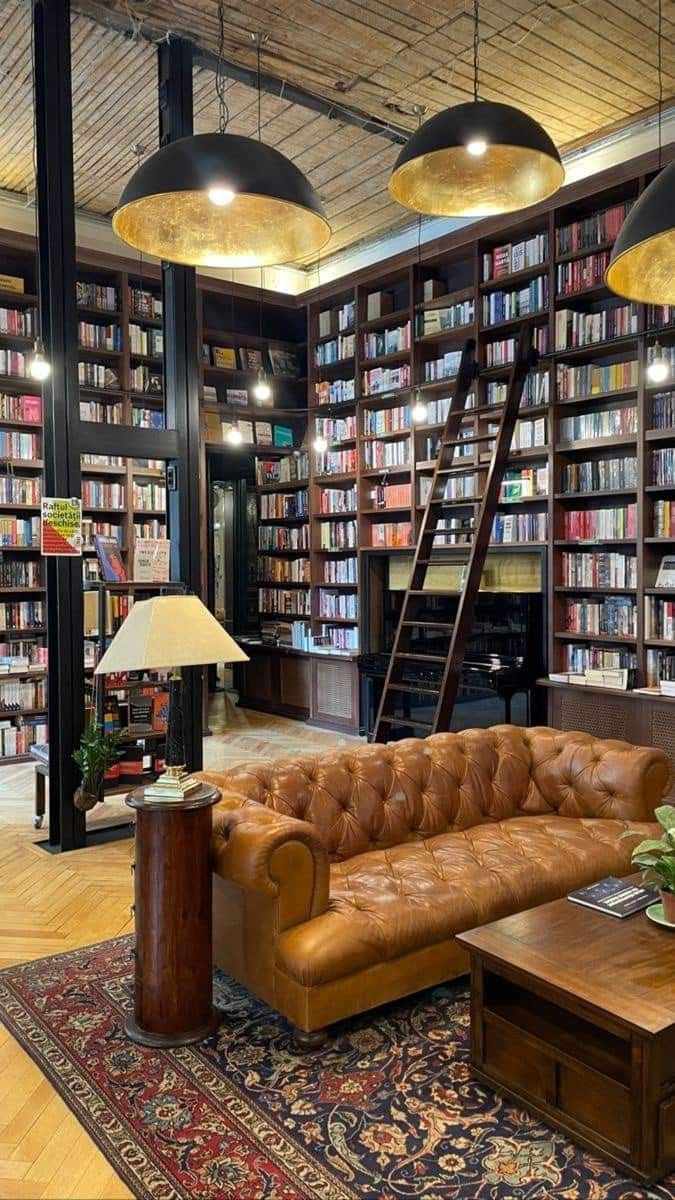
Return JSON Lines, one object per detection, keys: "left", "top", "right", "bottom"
{"left": 94, "top": 594, "right": 249, "bottom": 800}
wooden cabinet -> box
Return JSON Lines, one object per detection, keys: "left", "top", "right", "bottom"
{"left": 237, "top": 645, "right": 361, "bottom": 732}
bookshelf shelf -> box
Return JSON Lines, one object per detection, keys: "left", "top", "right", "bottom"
{"left": 0, "top": 458, "right": 44, "bottom": 469}
{"left": 360, "top": 307, "right": 410, "bottom": 332}
{"left": 555, "top": 434, "right": 637, "bottom": 453}
{"left": 554, "top": 631, "right": 637, "bottom": 644}
{"left": 479, "top": 263, "right": 549, "bottom": 291}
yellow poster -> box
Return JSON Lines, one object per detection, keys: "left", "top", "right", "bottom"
{"left": 41, "top": 497, "right": 83, "bottom": 556}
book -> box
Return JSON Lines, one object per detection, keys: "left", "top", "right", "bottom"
{"left": 94, "top": 536, "right": 127, "bottom": 583}
{"left": 212, "top": 346, "right": 237, "bottom": 369}
{"left": 133, "top": 538, "right": 170, "bottom": 583}
{"left": 568, "top": 876, "right": 659, "bottom": 918}
{"left": 238, "top": 347, "right": 264, "bottom": 371}
{"left": 273, "top": 425, "right": 293, "bottom": 448}
{"left": 238, "top": 420, "right": 255, "bottom": 444}
{"left": 656, "top": 555, "right": 675, "bottom": 587}
{"left": 268, "top": 347, "right": 300, "bottom": 377}
{"left": 152, "top": 691, "right": 170, "bottom": 732}
{"left": 0, "top": 274, "right": 24, "bottom": 294}
{"left": 255, "top": 422, "right": 273, "bottom": 446}
{"left": 226, "top": 388, "right": 248, "bottom": 406}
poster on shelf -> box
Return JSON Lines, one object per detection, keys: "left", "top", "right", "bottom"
{"left": 41, "top": 497, "right": 82, "bottom": 556}
{"left": 133, "top": 538, "right": 171, "bottom": 583}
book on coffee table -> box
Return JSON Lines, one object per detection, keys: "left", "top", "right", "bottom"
{"left": 567, "top": 876, "right": 658, "bottom": 917}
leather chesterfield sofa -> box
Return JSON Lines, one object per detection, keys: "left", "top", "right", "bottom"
{"left": 197, "top": 725, "right": 670, "bottom": 1044}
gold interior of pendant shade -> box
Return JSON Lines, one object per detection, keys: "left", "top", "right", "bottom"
{"left": 388, "top": 144, "right": 565, "bottom": 217}
{"left": 605, "top": 229, "right": 675, "bottom": 305}
{"left": 112, "top": 190, "right": 331, "bottom": 268}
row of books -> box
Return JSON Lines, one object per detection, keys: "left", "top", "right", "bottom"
{"left": 260, "top": 619, "right": 313, "bottom": 652}
{"left": 561, "top": 551, "right": 637, "bottom": 589}
{"left": 0, "top": 477, "right": 40, "bottom": 504}
{"left": 0, "top": 349, "right": 27, "bottom": 377}
{"left": 260, "top": 491, "right": 308, "bottom": 519}
{"left": 315, "top": 378, "right": 356, "bottom": 405}
{"left": 323, "top": 557, "right": 357, "bottom": 584}
{"left": 646, "top": 649, "right": 675, "bottom": 687}
{"left": 481, "top": 276, "right": 548, "bottom": 325}
{"left": 362, "top": 364, "right": 411, "bottom": 395}
{"left": 258, "top": 556, "right": 310, "bottom": 584}
{"left": 441, "top": 473, "right": 477, "bottom": 500}
{"left": 555, "top": 201, "right": 631, "bottom": 257}
{"left": 362, "top": 322, "right": 411, "bottom": 359}
{"left": 563, "top": 504, "right": 637, "bottom": 539}
{"left": 315, "top": 449, "right": 357, "bottom": 476}
{"left": 561, "top": 456, "right": 637, "bottom": 492}
{"left": 424, "top": 350, "right": 462, "bottom": 381}
{"left": 652, "top": 448, "right": 675, "bottom": 486}
{"left": 499, "top": 466, "right": 548, "bottom": 501}
{"left": 0, "top": 639, "right": 46, "bottom": 665}
{"left": 487, "top": 373, "right": 549, "bottom": 406}
{"left": 315, "top": 416, "right": 356, "bottom": 443}
{"left": 319, "top": 301, "right": 355, "bottom": 337}
{"left": 363, "top": 437, "right": 409, "bottom": 470}
{"left": 0, "top": 560, "right": 42, "bottom": 587}
{"left": 129, "top": 288, "right": 162, "bottom": 321}
{"left": 556, "top": 359, "right": 638, "bottom": 400}
{"left": 363, "top": 405, "right": 410, "bottom": 435}
{"left": 81, "top": 481, "right": 125, "bottom": 508}
{"left": 129, "top": 325, "right": 163, "bottom": 357}
{"left": 491, "top": 512, "right": 547, "bottom": 543}
{"left": 0, "top": 678, "right": 47, "bottom": 711}
{"left": 258, "top": 524, "right": 310, "bottom": 551}
{"left": 80, "top": 400, "right": 124, "bottom": 423}
{"left": 370, "top": 521, "right": 412, "bottom": 548}
{"left": 417, "top": 301, "right": 474, "bottom": 336}
{"left": 0, "top": 516, "right": 40, "bottom": 546}
{"left": 653, "top": 501, "right": 675, "bottom": 538}
{"left": 424, "top": 395, "right": 452, "bottom": 424}
{"left": 258, "top": 588, "right": 310, "bottom": 616}
{"left": 205, "top": 418, "right": 293, "bottom": 449}
{"left": 318, "top": 590, "right": 357, "bottom": 620}
{"left": 314, "top": 333, "right": 355, "bottom": 367}
{"left": 0, "top": 716, "right": 47, "bottom": 759}
{"left": 652, "top": 392, "right": 675, "bottom": 429}
{"left": 132, "top": 411, "right": 164, "bottom": 431}
{"left": 555, "top": 304, "right": 638, "bottom": 351}
{"left": 82, "top": 520, "right": 122, "bottom": 547}
{"left": 648, "top": 304, "right": 674, "bottom": 329}
{"left": 0, "top": 601, "right": 44, "bottom": 630}
{"left": 482, "top": 233, "right": 548, "bottom": 280}
{"left": 555, "top": 251, "right": 610, "bottom": 297}
{"left": 78, "top": 361, "right": 120, "bottom": 390}
{"left": 129, "top": 365, "right": 162, "bottom": 393}
{"left": 77, "top": 281, "right": 118, "bottom": 312}
{"left": 78, "top": 322, "right": 121, "bottom": 351}
{"left": 485, "top": 327, "right": 549, "bottom": 367}
{"left": 322, "top": 624, "right": 358, "bottom": 651}
{"left": 563, "top": 598, "right": 636, "bottom": 637}
{"left": 319, "top": 520, "right": 357, "bottom": 549}
{"left": 368, "top": 482, "right": 411, "bottom": 509}
{"left": 133, "top": 520, "right": 166, "bottom": 540}
{"left": 562, "top": 644, "right": 636, "bottom": 677}
{"left": 81, "top": 454, "right": 125, "bottom": 468}
{"left": 319, "top": 487, "right": 357, "bottom": 514}
{"left": 132, "top": 482, "right": 166, "bottom": 511}
{"left": 510, "top": 417, "right": 546, "bottom": 450}
{"left": 558, "top": 406, "right": 636, "bottom": 441}
{"left": 0, "top": 307, "right": 34, "bottom": 337}
{"left": 646, "top": 598, "right": 675, "bottom": 641}
{"left": 256, "top": 454, "right": 309, "bottom": 487}
{"left": 0, "top": 393, "right": 41, "bottom": 423}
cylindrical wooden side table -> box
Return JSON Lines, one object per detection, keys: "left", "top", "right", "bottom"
{"left": 125, "top": 783, "right": 220, "bottom": 1047}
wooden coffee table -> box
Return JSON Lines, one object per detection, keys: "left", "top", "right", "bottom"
{"left": 457, "top": 886, "right": 675, "bottom": 1183}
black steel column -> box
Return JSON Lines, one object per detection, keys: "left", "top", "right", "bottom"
{"left": 34, "top": 0, "right": 85, "bottom": 849}
{"left": 159, "top": 38, "right": 203, "bottom": 773}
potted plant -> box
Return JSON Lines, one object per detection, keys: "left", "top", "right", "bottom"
{"left": 73, "top": 721, "right": 121, "bottom": 812}
{"left": 624, "top": 804, "right": 675, "bottom": 924}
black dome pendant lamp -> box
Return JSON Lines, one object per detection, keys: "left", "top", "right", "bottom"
{"left": 113, "top": 14, "right": 330, "bottom": 268}
{"left": 605, "top": 0, "right": 675, "bottom": 304}
{"left": 388, "top": 0, "right": 564, "bottom": 217}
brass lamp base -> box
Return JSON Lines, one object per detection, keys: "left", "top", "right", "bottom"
{"left": 144, "top": 764, "right": 201, "bottom": 801}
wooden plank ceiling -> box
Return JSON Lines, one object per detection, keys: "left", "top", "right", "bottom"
{"left": 0, "top": 0, "right": 672, "bottom": 267}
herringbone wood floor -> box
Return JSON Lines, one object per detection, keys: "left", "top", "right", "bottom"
{"left": 0, "top": 703, "right": 358, "bottom": 1199}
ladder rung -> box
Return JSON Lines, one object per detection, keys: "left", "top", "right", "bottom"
{"left": 401, "top": 620, "right": 454, "bottom": 630}
{"left": 377, "top": 715, "right": 434, "bottom": 731}
{"left": 407, "top": 589, "right": 460, "bottom": 597}
{"left": 395, "top": 652, "right": 447, "bottom": 664}
{"left": 443, "top": 434, "right": 496, "bottom": 448}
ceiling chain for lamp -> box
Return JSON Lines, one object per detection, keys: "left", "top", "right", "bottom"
{"left": 387, "top": 0, "right": 564, "bottom": 217}
{"left": 605, "top": 0, "right": 675, "bottom": 305}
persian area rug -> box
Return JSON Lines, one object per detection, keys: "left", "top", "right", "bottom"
{"left": 0, "top": 937, "right": 672, "bottom": 1200}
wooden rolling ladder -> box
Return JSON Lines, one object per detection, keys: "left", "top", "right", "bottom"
{"left": 372, "top": 324, "right": 539, "bottom": 743}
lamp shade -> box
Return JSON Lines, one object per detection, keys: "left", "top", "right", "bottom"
{"left": 388, "top": 100, "right": 564, "bottom": 217}
{"left": 112, "top": 132, "right": 331, "bottom": 268}
{"left": 94, "top": 594, "right": 249, "bottom": 673}
{"left": 605, "top": 162, "right": 675, "bottom": 304}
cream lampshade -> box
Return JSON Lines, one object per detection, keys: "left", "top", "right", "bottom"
{"left": 95, "top": 594, "right": 249, "bottom": 800}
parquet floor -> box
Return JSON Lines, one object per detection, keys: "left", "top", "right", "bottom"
{"left": 0, "top": 702, "right": 359, "bottom": 1199}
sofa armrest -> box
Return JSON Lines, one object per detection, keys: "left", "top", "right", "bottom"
{"left": 210, "top": 798, "right": 330, "bottom": 932}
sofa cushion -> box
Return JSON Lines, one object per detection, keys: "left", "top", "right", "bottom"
{"left": 276, "top": 815, "right": 656, "bottom": 987}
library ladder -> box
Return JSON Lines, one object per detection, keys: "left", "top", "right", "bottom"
{"left": 372, "top": 324, "right": 539, "bottom": 742}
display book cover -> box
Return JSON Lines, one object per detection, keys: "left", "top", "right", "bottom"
{"left": 567, "top": 876, "right": 659, "bottom": 917}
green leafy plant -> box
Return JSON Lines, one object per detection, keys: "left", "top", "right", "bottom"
{"left": 623, "top": 804, "right": 675, "bottom": 893}
{"left": 73, "top": 721, "right": 121, "bottom": 799}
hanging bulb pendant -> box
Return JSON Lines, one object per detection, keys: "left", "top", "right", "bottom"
{"left": 29, "top": 337, "right": 50, "bottom": 381}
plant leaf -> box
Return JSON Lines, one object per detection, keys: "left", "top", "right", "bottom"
{"left": 654, "top": 805, "right": 675, "bottom": 832}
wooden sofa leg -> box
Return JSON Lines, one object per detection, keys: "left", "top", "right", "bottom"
{"left": 293, "top": 1027, "right": 328, "bottom": 1051}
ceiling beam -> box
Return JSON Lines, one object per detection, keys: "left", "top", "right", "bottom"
{"left": 71, "top": 0, "right": 409, "bottom": 147}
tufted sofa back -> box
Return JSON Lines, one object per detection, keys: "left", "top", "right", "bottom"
{"left": 210, "top": 725, "right": 670, "bottom": 863}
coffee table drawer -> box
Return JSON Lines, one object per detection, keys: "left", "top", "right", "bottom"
{"left": 484, "top": 1018, "right": 556, "bottom": 1103}
{"left": 557, "top": 1062, "right": 630, "bottom": 1150}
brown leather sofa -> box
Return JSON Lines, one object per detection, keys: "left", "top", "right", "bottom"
{"left": 198, "top": 725, "right": 670, "bottom": 1043}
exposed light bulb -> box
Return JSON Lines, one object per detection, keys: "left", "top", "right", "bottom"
{"left": 226, "top": 425, "right": 243, "bottom": 445}
{"left": 466, "top": 138, "right": 487, "bottom": 157}
{"left": 313, "top": 435, "right": 328, "bottom": 453}
{"left": 29, "top": 339, "right": 50, "bottom": 382}
{"left": 647, "top": 341, "right": 670, "bottom": 384}
{"left": 208, "top": 185, "right": 235, "bottom": 206}
{"left": 253, "top": 371, "right": 272, "bottom": 402}
{"left": 411, "top": 399, "right": 428, "bottom": 423}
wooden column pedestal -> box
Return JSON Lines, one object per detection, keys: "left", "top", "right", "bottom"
{"left": 125, "top": 784, "right": 220, "bottom": 1047}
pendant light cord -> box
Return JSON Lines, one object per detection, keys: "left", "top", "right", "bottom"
{"left": 473, "top": 0, "right": 480, "bottom": 102}
{"left": 657, "top": 0, "right": 663, "bottom": 169}
{"left": 29, "top": 9, "right": 42, "bottom": 348}
{"left": 215, "top": 0, "right": 229, "bottom": 133}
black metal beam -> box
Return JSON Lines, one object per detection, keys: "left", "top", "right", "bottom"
{"left": 158, "top": 37, "right": 203, "bottom": 775}
{"left": 34, "top": 0, "right": 86, "bottom": 851}
{"left": 76, "top": 422, "right": 180, "bottom": 461}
